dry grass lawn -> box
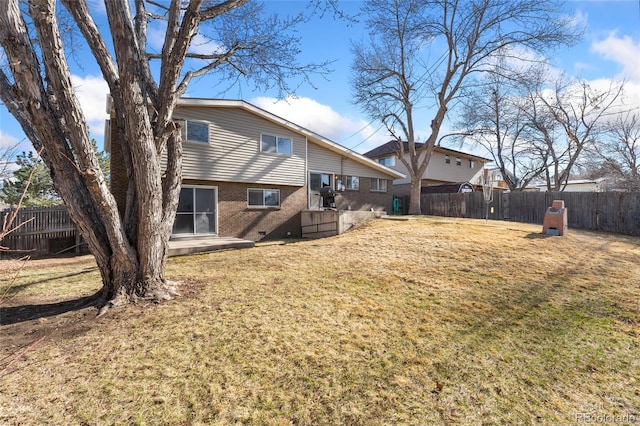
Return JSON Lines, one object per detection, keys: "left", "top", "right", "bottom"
{"left": 1, "top": 217, "right": 639, "bottom": 425}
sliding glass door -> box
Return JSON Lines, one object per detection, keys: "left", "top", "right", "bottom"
{"left": 172, "top": 186, "right": 217, "bottom": 236}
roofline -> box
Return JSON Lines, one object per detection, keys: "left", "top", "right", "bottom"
{"left": 433, "top": 145, "right": 492, "bottom": 162}
{"left": 176, "top": 98, "right": 405, "bottom": 180}
{"left": 366, "top": 140, "right": 492, "bottom": 162}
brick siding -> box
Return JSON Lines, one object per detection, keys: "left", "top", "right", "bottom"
{"left": 109, "top": 123, "right": 127, "bottom": 217}
{"left": 184, "top": 179, "right": 306, "bottom": 241}
{"left": 334, "top": 178, "right": 394, "bottom": 213}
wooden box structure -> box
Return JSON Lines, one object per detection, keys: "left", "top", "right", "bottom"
{"left": 542, "top": 200, "right": 568, "bottom": 236}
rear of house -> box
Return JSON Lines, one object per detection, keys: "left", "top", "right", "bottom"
{"left": 364, "top": 141, "right": 491, "bottom": 195}
{"left": 108, "top": 99, "right": 403, "bottom": 241}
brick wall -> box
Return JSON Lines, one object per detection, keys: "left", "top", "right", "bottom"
{"left": 335, "top": 178, "right": 394, "bottom": 212}
{"left": 184, "top": 179, "right": 306, "bottom": 241}
{"left": 108, "top": 121, "right": 127, "bottom": 217}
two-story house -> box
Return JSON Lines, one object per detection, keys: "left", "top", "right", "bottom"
{"left": 107, "top": 99, "right": 404, "bottom": 241}
{"left": 363, "top": 141, "right": 491, "bottom": 196}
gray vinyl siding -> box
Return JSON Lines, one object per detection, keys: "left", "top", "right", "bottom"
{"left": 307, "top": 142, "right": 391, "bottom": 179}
{"left": 390, "top": 151, "right": 486, "bottom": 185}
{"left": 171, "top": 107, "right": 306, "bottom": 186}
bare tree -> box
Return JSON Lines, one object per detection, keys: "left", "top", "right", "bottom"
{"left": 458, "top": 71, "right": 548, "bottom": 191}
{"left": 1, "top": 148, "right": 40, "bottom": 305}
{"left": 351, "top": 0, "right": 580, "bottom": 214}
{"left": 524, "top": 75, "right": 624, "bottom": 191}
{"left": 594, "top": 111, "right": 640, "bottom": 191}
{"left": 0, "top": 141, "right": 19, "bottom": 183}
{"left": 0, "top": 0, "right": 330, "bottom": 312}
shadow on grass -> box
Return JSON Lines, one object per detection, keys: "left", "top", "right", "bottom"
{"left": 2, "top": 267, "right": 99, "bottom": 299}
{"left": 524, "top": 232, "right": 551, "bottom": 239}
{"left": 0, "top": 293, "right": 99, "bottom": 326}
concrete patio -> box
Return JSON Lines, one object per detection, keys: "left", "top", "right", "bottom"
{"left": 168, "top": 236, "right": 255, "bottom": 257}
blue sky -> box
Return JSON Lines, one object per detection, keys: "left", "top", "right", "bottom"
{"left": 1, "top": 0, "right": 640, "bottom": 160}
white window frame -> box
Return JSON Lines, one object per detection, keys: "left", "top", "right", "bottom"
{"left": 247, "top": 188, "right": 281, "bottom": 209}
{"left": 445, "top": 155, "right": 451, "bottom": 164}
{"left": 456, "top": 157, "right": 462, "bottom": 166}
{"left": 469, "top": 160, "right": 475, "bottom": 169}
{"left": 370, "top": 178, "right": 388, "bottom": 192}
{"left": 341, "top": 175, "right": 359, "bottom": 191}
{"left": 184, "top": 120, "right": 210, "bottom": 144}
{"left": 378, "top": 156, "right": 395, "bottom": 167}
{"left": 172, "top": 185, "right": 217, "bottom": 237}
{"left": 260, "top": 134, "right": 292, "bottom": 156}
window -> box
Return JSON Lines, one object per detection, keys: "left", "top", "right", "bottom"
{"left": 456, "top": 157, "right": 462, "bottom": 166}
{"left": 445, "top": 155, "right": 450, "bottom": 164}
{"left": 378, "top": 156, "right": 395, "bottom": 167}
{"left": 261, "top": 134, "right": 292, "bottom": 156}
{"left": 339, "top": 175, "right": 359, "bottom": 191}
{"left": 248, "top": 188, "right": 280, "bottom": 208}
{"left": 469, "top": 160, "right": 475, "bottom": 169}
{"left": 184, "top": 120, "right": 209, "bottom": 144}
{"left": 370, "top": 178, "right": 387, "bottom": 192}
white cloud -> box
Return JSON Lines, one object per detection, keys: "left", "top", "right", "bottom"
{"left": 70, "top": 74, "right": 110, "bottom": 136}
{"left": 616, "top": 79, "right": 640, "bottom": 113}
{"left": 592, "top": 32, "right": 640, "bottom": 82}
{"left": 189, "top": 33, "right": 224, "bottom": 55}
{"left": 573, "top": 61, "right": 592, "bottom": 73}
{"left": 0, "top": 131, "right": 22, "bottom": 149}
{"left": 146, "top": 23, "right": 167, "bottom": 53}
{"left": 145, "top": 23, "right": 224, "bottom": 57}
{"left": 251, "top": 96, "right": 389, "bottom": 153}
{"left": 0, "top": 131, "right": 23, "bottom": 179}
{"left": 568, "top": 9, "right": 589, "bottom": 32}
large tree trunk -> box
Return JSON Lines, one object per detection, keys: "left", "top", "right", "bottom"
{"left": 0, "top": 0, "right": 179, "bottom": 311}
{"left": 408, "top": 179, "right": 422, "bottom": 215}
{"left": 3, "top": 0, "right": 313, "bottom": 311}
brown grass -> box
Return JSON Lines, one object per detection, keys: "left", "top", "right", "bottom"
{"left": 1, "top": 217, "right": 639, "bottom": 425}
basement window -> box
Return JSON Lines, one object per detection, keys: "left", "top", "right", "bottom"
{"left": 370, "top": 178, "right": 388, "bottom": 192}
{"left": 340, "top": 175, "right": 359, "bottom": 191}
{"left": 248, "top": 188, "right": 280, "bottom": 208}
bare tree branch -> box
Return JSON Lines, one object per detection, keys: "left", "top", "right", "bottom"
{"left": 352, "top": 0, "right": 581, "bottom": 213}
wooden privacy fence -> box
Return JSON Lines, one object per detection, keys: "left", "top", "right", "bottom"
{"left": 0, "top": 205, "right": 85, "bottom": 255}
{"left": 421, "top": 191, "right": 640, "bottom": 236}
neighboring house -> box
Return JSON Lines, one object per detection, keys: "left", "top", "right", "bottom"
{"left": 107, "top": 98, "right": 404, "bottom": 241}
{"left": 363, "top": 141, "right": 491, "bottom": 195}
{"left": 421, "top": 182, "right": 474, "bottom": 194}
{"left": 529, "top": 179, "right": 606, "bottom": 192}
{"left": 480, "top": 169, "right": 513, "bottom": 192}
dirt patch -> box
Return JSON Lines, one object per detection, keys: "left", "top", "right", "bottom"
{"left": 0, "top": 268, "right": 205, "bottom": 376}
{"left": 1, "top": 305, "right": 96, "bottom": 373}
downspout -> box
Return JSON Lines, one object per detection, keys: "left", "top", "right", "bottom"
{"left": 305, "top": 137, "right": 309, "bottom": 209}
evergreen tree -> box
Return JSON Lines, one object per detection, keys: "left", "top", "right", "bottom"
{"left": 92, "top": 139, "right": 110, "bottom": 187}
{"left": 0, "top": 151, "right": 60, "bottom": 207}
{"left": 0, "top": 140, "right": 108, "bottom": 207}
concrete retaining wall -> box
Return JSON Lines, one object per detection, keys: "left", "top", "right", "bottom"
{"left": 301, "top": 209, "right": 385, "bottom": 239}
